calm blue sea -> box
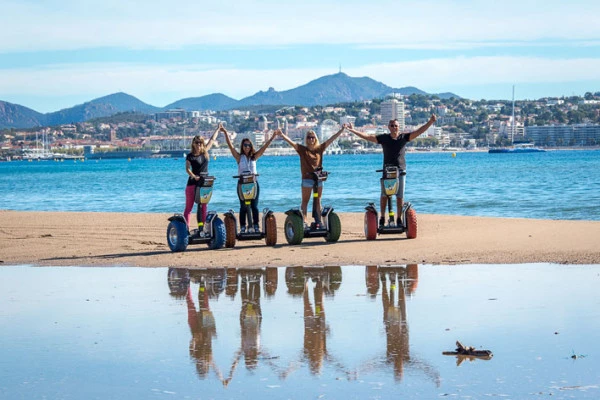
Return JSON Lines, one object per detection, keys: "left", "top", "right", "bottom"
{"left": 1, "top": 150, "right": 599, "bottom": 220}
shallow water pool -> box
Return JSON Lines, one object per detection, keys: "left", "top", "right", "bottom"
{"left": 1, "top": 264, "right": 599, "bottom": 399}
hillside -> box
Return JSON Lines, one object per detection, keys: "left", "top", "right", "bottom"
{"left": 0, "top": 74, "right": 460, "bottom": 129}
{"left": 0, "top": 101, "right": 45, "bottom": 129}
{"left": 163, "top": 93, "right": 238, "bottom": 111}
{"left": 44, "top": 93, "right": 160, "bottom": 126}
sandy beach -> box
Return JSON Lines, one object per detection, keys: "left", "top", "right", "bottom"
{"left": 1, "top": 210, "right": 599, "bottom": 268}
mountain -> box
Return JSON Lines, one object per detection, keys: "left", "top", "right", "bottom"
{"left": 163, "top": 93, "right": 238, "bottom": 111}
{"left": 0, "top": 101, "right": 45, "bottom": 129}
{"left": 239, "top": 72, "right": 407, "bottom": 107}
{"left": 44, "top": 92, "right": 160, "bottom": 126}
{"left": 0, "top": 74, "right": 461, "bottom": 129}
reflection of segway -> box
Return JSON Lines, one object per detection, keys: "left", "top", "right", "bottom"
{"left": 223, "top": 173, "right": 277, "bottom": 247}
{"left": 364, "top": 166, "right": 417, "bottom": 240}
{"left": 284, "top": 168, "right": 341, "bottom": 245}
{"left": 167, "top": 173, "right": 226, "bottom": 252}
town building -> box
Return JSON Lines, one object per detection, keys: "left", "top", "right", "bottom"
{"left": 380, "top": 99, "right": 405, "bottom": 131}
{"left": 526, "top": 124, "right": 600, "bottom": 146}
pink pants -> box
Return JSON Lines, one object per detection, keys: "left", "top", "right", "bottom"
{"left": 184, "top": 185, "right": 207, "bottom": 229}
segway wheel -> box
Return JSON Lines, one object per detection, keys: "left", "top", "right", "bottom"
{"left": 284, "top": 214, "right": 304, "bottom": 245}
{"left": 364, "top": 210, "right": 378, "bottom": 240}
{"left": 207, "top": 217, "right": 226, "bottom": 249}
{"left": 406, "top": 208, "right": 418, "bottom": 239}
{"left": 167, "top": 220, "right": 189, "bottom": 252}
{"left": 264, "top": 214, "right": 277, "bottom": 246}
{"left": 224, "top": 215, "right": 237, "bottom": 248}
{"left": 325, "top": 212, "right": 341, "bottom": 243}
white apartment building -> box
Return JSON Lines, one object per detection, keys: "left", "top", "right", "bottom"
{"left": 339, "top": 115, "right": 356, "bottom": 126}
{"left": 381, "top": 99, "right": 405, "bottom": 131}
{"left": 526, "top": 124, "right": 600, "bottom": 146}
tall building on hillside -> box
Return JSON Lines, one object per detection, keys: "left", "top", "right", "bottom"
{"left": 258, "top": 115, "right": 269, "bottom": 131}
{"left": 381, "top": 99, "right": 405, "bottom": 131}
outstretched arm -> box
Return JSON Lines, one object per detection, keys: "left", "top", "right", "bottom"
{"left": 278, "top": 130, "right": 299, "bottom": 151}
{"left": 205, "top": 124, "right": 221, "bottom": 152}
{"left": 407, "top": 114, "right": 437, "bottom": 141}
{"left": 254, "top": 129, "right": 278, "bottom": 159}
{"left": 322, "top": 124, "right": 347, "bottom": 149}
{"left": 346, "top": 123, "right": 378, "bottom": 143}
{"left": 219, "top": 124, "right": 240, "bottom": 163}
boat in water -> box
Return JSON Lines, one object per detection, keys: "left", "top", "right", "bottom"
{"left": 488, "top": 143, "right": 546, "bottom": 154}
{"left": 488, "top": 85, "right": 545, "bottom": 154}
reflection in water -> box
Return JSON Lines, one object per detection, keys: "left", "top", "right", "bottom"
{"left": 377, "top": 265, "right": 438, "bottom": 385}
{"left": 167, "top": 265, "right": 437, "bottom": 386}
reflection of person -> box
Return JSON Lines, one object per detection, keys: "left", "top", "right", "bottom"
{"left": 377, "top": 266, "right": 440, "bottom": 386}
{"left": 220, "top": 124, "right": 277, "bottom": 233}
{"left": 239, "top": 270, "right": 263, "bottom": 370}
{"left": 380, "top": 270, "right": 409, "bottom": 381}
{"left": 347, "top": 116, "right": 436, "bottom": 227}
{"left": 365, "top": 265, "right": 380, "bottom": 299}
{"left": 183, "top": 127, "right": 220, "bottom": 232}
{"left": 277, "top": 126, "right": 346, "bottom": 227}
{"left": 303, "top": 275, "right": 328, "bottom": 375}
{"left": 263, "top": 267, "right": 278, "bottom": 298}
{"left": 226, "top": 267, "right": 238, "bottom": 299}
{"left": 186, "top": 283, "right": 217, "bottom": 378}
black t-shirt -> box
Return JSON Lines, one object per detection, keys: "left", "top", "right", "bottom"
{"left": 186, "top": 152, "right": 208, "bottom": 186}
{"left": 376, "top": 133, "right": 410, "bottom": 170}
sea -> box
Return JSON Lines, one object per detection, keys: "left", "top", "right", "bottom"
{"left": 1, "top": 150, "right": 599, "bottom": 220}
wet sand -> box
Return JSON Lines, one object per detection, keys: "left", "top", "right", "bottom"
{"left": 1, "top": 210, "right": 599, "bottom": 267}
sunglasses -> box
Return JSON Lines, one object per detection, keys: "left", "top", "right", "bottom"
{"left": 307, "top": 136, "right": 316, "bottom": 139}
{"left": 243, "top": 143, "right": 252, "bottom": 147}
{"left": 193, "top": 141, "right": 202, "bottom": 144}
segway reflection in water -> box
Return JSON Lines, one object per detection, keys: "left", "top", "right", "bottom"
{"left": 284, "top": 168, "right": 341, "bottom": 245}
{"left": 167, "top": 173, "right": 226, "bottom": 252}
{"left": 223, "top": 173, "right": 277, "bottom": 247}
{"left": 364, "top": 166, "right": 417, "bottom": 240}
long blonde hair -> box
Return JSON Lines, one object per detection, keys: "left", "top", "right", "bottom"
{"left": 190, "top": 135, "right": 208, "bottom": 155}
{"left": 304, "top": 130, "right": 320, "bottom": 146}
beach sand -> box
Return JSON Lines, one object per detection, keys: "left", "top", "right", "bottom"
{"left": 1, "top": 210, "right": 599, "bottom": 268}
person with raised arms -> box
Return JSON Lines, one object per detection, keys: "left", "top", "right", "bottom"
{"left": 276, "top": 125, "right": 347, "bottom": 228}
{"left": 183, "top": 126, "right": 220, "bottom": 233}
{"left": 219, "top": 123, "right": 278, "bottom": 233}
{"left": 346, "top": 115, "right": 436, "bottom": 227}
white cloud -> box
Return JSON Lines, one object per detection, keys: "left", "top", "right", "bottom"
{"left": 1, "top": 56, "right": 598, "bottom": 108}
{"left": 347, "top": 56, "right": 600, "bottom": 90}
{"left": 2, "top": 0, "right": 599, "bottom": 52}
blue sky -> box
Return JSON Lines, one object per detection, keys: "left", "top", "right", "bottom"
{"left": 1, "top": 0, "right": 599, "bottom": 113}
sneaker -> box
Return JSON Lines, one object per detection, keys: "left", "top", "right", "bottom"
{"left": 397, "top": 217, "right": 403, "bottom": 227}
{"left": 240, "top": 226, "right": 246, "bottom": 234}
{"left": 379, "top": 217, "right": 385, "bottom": 228}
{"left": 253, "top": 224, "right": 260, "bottom": 233}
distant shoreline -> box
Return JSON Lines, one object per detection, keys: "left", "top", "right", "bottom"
{"left": 3, "top": 146, "right": 599, "bottom": 162}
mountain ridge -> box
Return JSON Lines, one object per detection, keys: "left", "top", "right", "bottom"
{"left": 0, "top": 73, "right": 460, "bottom": 129}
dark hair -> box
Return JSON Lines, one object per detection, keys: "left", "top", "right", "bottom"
{"left": 239, "top": 138, "right": 256, "bottom": 160}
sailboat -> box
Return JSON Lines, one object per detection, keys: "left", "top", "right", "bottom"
{"left": 489, "top": 86, "right": 545, "bottom": 154}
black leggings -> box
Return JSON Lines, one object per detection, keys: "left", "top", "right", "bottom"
{"left": 239, "top": 182, "right": 260, "bottom": 227}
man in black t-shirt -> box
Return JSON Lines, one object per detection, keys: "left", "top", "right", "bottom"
{"left": 347, "top": 115, "right": 436, "bottom": 227}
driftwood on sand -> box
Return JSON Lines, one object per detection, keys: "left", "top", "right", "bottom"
{"left": 443, "top": 341, "right": 493, "bottom": 362}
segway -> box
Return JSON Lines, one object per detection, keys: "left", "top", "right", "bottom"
{"left": 364, "top": 166, "right": 417, "bottom": 240}
{"left": 166, "top": 173, "right": 226, "bottom": 252}
{"left": 284, "top": 168, "right": 341, "bottom": 245}
{"left": 223, "top": 172, "right": 277, "bottom": 247}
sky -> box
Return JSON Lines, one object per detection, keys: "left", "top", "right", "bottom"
{"left": 1, "top": 0, "right": 599, "bottom": 113}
